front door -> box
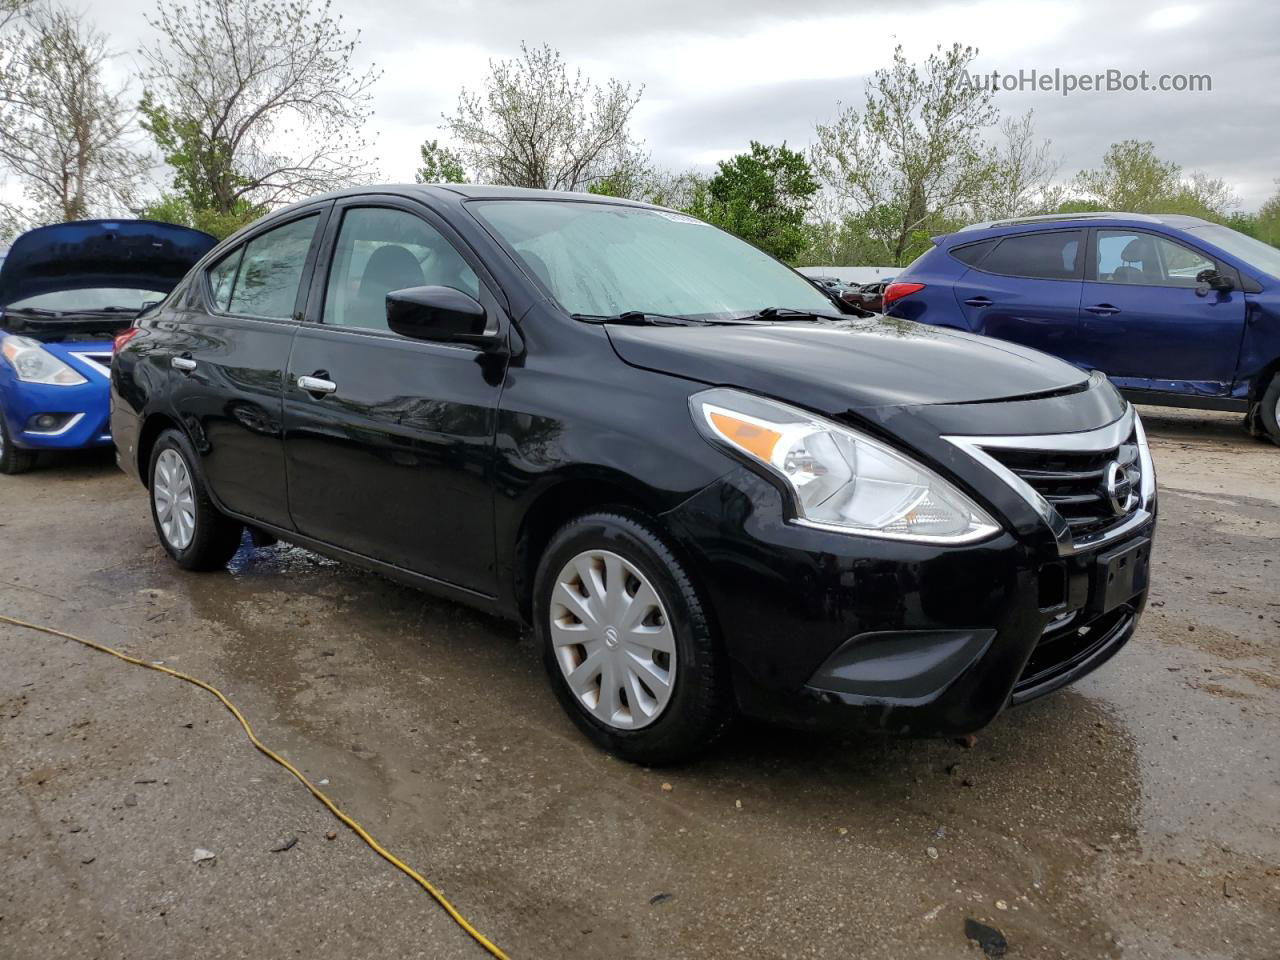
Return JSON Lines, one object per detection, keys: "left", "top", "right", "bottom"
{"left": 1078, "top": 229, "right": 1247, "bottom": 394}
{"left": 283, "top": 200, "right": 508, "bottom": 594}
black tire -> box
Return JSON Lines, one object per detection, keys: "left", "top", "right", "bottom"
{"left": 1260, "top": 374, "right": 1280, "bottom": 446}
{"left": 0, "top": 416, "right": 36, "bottom": 475}
{"left": 148, "top": 429, "right": 243, "bottom": 571}
{"left": 534, "top": 512, "right": 731, "bottom": 764}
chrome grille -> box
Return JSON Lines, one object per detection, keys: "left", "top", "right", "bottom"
{"left": 983, "top": 431, "right": 1142, "bottom": 540}
{"left": 943, "top": 404, "right": 1156, "bottom": 557}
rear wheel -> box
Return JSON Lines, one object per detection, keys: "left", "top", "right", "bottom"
{"left": 148, "top": 429, "right": 243, "bottom": 570}
{"left": 0, "top": 416, "right": 36, "bottom": 475}
{"left": 1261, "top": 374, "right": 1280, "bottom": 446}
{"left": 534, "top": 512, "right": 731, "bottom": 764}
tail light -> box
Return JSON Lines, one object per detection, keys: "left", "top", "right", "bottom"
{"left": 113, "top": 327, "right": 141, "bottom": 353}
{"left": 882, "top": 282, "right": 925, "bottom": 308}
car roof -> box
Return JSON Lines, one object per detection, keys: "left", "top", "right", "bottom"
{"left": 267, "top": 183, "right": 667, "bottom": 215}
{"left": 955, "top": 211, "right": 1213, "bottom": 235}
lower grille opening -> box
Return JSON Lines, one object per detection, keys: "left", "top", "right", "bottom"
{"left": 1015, "top": 605, "right": 1134, "bottom": 694}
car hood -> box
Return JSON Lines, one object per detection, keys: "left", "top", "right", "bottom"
{"left": 0, "top": 220, "right": 216, "bottom": 307}
{"left": 605, "top": 316, "right": 1092, "bottom": 415}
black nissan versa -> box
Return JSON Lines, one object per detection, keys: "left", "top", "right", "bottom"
{"left": 110, "top": 185, "right": 1157, "bottom": 763}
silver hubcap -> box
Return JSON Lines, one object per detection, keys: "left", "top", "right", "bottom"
{"left": 549, "top": 549, "right": 677, "bottom": 730}
{"left": 153, "top": 448, "right": 196, "bottom": 549}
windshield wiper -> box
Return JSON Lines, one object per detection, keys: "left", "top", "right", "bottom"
{"left": 572, "top": 311, "right": 705, "bottom": 327}
{"left": 3, "top": 306, "right": 64, "bottom": 317}
{"left": 734, "top": 307, "right": 844, "bottom": 322}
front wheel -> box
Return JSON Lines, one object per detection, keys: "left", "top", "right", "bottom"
{"left": 1260, "top": 374, "right": 1280, "bottom": 446}
{"left": 0, "top": 415, "right": 37, "bottom": 475}
{"left": 534, "top": 512, "right": 731, "bottom": 764}
{"left": 148, "top": 429, "right": 243, "bottom": 570}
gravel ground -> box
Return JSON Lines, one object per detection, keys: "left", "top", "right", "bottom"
{"left": 0, "top": 405, "right": 1276, "bottom": 959}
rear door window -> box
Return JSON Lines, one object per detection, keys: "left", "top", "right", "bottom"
{"left": 980, "top": 231, "right": 1082, "bottom": 280}
{"left": 227, "top": 215, "right": 319, "bottom": 319}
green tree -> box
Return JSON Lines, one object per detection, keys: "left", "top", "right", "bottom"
{"left": 813, "top": 44, "right": 997, "bottom": 266}
{"left": 138, "top": 193, "right": 266, "bottom": 239}
{"left": 414, "top": 139, "right": 466, "bottom": 184}
{"left": 1255, "top": 184, "right": 1280, "bottom": 247}
{"left": 1065, "top": 140, "right": 1238, "bottom": 219}
{"left": 686, "top": 141, "right": 818, "bottom": 262}
{"left": 138, "top": 0, "right": 379, "bottom": 234}
{"left": 587, "top": 167, "right": 703, "bottom": 209}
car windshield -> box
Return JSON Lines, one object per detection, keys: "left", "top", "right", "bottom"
{"left": 470, "top": 199, "right": 836, "bottom": 320}
{"left": 1185, "top": 224, "right": 1280, "bottom": 280}
{"left": 6, "top": 287, "right": 160, "bottom": 312}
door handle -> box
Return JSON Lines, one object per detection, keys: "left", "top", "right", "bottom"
{"left": 297, "top": 374, "right": 337, "bottom": 396}
{"left": 170, "top": 356, "right": 197, "bottom": 372}
{"left": 1085, "top": 304, "right": 1120, "bottom": 316}
{"left": 963, "top": 296, "right": 993, "bottom": 307}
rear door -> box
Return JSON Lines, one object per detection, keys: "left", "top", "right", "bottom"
{"left": 282, "top": 197, "right": 509, "bottom": 594}
{"left": 1078, "top": 228, "right": 1246, "bottom": 393}
{"left": 166, "top": 207, "right": 329, "bottom": 529}
{"left": 952, "top": 229, "right": 1087, "bottom": 364}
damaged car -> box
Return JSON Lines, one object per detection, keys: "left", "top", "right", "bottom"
{"left": 112, "top": 187, "right": 1157, "bottom": 762}
{"left": 0, "top": 219, "right": 215, "bottom": 474}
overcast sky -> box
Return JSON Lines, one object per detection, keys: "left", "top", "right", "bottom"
{"left": 82, "top": 0, "right": 1280, "bottom": 210}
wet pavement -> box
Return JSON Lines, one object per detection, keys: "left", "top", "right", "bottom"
{"left": 1, "top": 406, "right": 1276, "bottom": 959}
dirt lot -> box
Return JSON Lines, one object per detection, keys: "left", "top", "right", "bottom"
{"left": 1, "top": 406, "right": 1276, "bottom": 959}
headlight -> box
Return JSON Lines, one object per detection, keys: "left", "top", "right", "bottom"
{"left": 1, "top": 335, "right": 87, "bottom": 386}
{"left": 690, "top": 388, "right": 1000, "bottom": 544}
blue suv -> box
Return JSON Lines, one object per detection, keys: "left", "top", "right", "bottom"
{"left": 883, "top": 213, "right": 1280, "bottom": 444}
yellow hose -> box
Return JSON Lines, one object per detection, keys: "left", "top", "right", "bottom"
{"left": 0, "top": 612, "right": 510, "bottom": 960}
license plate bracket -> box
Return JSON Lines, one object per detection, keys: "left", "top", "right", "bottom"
{"left": 1089, "top": 537, "right": 1151, "bottom": 615}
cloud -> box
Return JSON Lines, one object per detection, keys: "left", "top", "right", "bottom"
{"left": 6, "top": 0, "right": 1275, "bottom": 211}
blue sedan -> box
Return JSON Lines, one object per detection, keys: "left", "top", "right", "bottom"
{"left": 0, "top": 220, "right": 215, "bottom": 473}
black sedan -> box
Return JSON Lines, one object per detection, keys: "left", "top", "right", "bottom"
{"left": 111, "top": 185, "right": 1157, "bottom": 763}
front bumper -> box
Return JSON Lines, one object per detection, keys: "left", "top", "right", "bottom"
{"left": 0, "top": 377, "right": 112, "bottom": 450}
{"left": 663, "top": 466, "right": 1154, "bottom": 737}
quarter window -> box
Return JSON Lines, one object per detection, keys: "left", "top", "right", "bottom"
{"left": 1095, "top": 230, "right": 1216, "bottom": 287}
{"left": 950, "top": 239, "right": 998, "bottom": 267}
{"left": 226, "top": 215, "right": 319, "bottom": 319}
{"left": 206, "top": 248, "right": 242, "bottom": 312}
{"left": 980, "top": 231, "right": 1081, "bottom": 280}
{"left": 323, "top": 207, "right": 479, "bottom": 331}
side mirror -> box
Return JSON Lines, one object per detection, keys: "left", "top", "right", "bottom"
{"left": 1194, "top": 268, "right": 1234, "bottom": 297}
{"left": 386, "top": 285, "right": 495, "bottom": 346}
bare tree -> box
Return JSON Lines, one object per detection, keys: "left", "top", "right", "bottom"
{"left": 443, "top": 43, "right": 645, "bottom": 192}
{"left": 0, "top": 5, "right": 143, "bottom": 223}
{"left": 138, "top": 0, "right": 380, "bottom": 224}
{"left": 973, "top": 110, "right": 1061, "bottom": 220}
{"left": 812, "top": 44, "right": 997, "bottom": 265}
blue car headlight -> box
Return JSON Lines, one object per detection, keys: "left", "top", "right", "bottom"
{"left": 1, "top": 335, "right": 87, "bottom": 386}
